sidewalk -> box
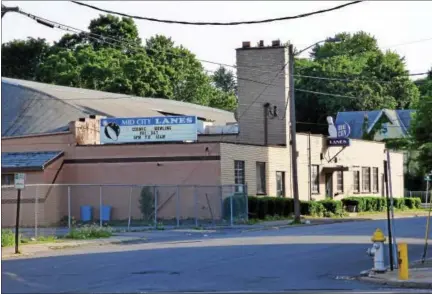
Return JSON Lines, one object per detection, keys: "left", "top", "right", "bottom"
{"left": 359, "top": 259, "right": 432, "bottom": 289}
{"left": 1, "top": 235, "right": 146, "bottom": 259}
{"left": 1, "top": 218, "right": 346, "bottom": 259}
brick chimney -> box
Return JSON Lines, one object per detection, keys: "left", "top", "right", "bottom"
{"left": 235, "top": 40, "right": 289, "bottom": 146}
{"left": 69, "top": 115, "right": 105, "bottom": 145}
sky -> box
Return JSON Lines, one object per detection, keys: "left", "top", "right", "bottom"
{"left": 1, "top": 1, "right": 432, "bottom": 77}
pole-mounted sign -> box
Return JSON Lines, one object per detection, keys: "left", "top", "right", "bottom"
{"left": 326, "top": 116, "right": 351, "bottom": 147}
{"left": 14, "top": 173, "right": 25, "bottom": 254}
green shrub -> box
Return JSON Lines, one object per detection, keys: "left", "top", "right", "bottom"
{"left": 257, "top": 197, "right": 269, "bottom": 219}
{"left": 300, "top": 201, "right": 325, "bottom": 216}
{"left": 1, "top": 229, "right": 17, "bottom": 247}
{"left": 139, "top": 186, "right": 155, "bottom": 220}
{"left": 248, "top": 196, "right": 259, "bottom": 219}
{"left": 266, "top": 197, "right": 276, "bottom": 216}
{"left": 273, "top": 197, "right": 285, "bottom": 217}
{"left": 65, "top": 224, "right": 113, "bottom": 240}
{"left": 342, "top": 196, "right": 387, "bottom": 212}
{"left": 404, "top": 197, "right": 421, "bottom": 209}
{"left": 283, "top": 198, "right": 294, "bottom": 217}
{"left": 319, "top": 200, "right": 343, "bottom": 214}
{"left": 393, "top": 198, "right": 406, "bottom": 210}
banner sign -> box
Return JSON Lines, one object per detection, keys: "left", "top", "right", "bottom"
{"left": 100, "top": 116, "right": 198, "bottom": 144}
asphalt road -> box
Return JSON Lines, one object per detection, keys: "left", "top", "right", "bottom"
{"left": 2, "top": 217, "right": 431, "bottom": 293}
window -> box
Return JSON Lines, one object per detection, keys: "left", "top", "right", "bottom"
{"left": 234, "top": 160, "right": 245, "bottom": 192}
{"left": 1, "top": 174, "right": 14, "bottom": 186}
{"left": 256, "top": 162, "right": 266, "bottom": 194}
{"left": 336, "top": 171, "right": 344, "bottom": 192}
{"left": 372, "top": 167, "right": 379, "bottom": 193}
{"left": 311, "top": 165, "right": 319, "bottom": 193}
{"left": 362, "top": 167, "right": 371, "bottom": 192}
{"left": 353, "top": 171, "right": 360, "bottom": 193}
{"left": 276, "top": 171, "right": 285, "bottom": 197}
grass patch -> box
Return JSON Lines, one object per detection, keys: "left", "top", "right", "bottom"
{"left": 65, "top": 224, "right": 113, "bottom": 240}
{"left": 1, "top": 229, "right": 17, "bottom": 247}
{"left": 2, "top": 229, "right": 61, "bottom": 247}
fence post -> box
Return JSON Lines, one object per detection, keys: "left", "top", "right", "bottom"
{"left": 230, "top": 185, "right": 234, "bottom": 227}
{"left": 99, "top": 185, "right": 103, "bottom": 227}
{"left": 245, "top": 183, "right": 249, "bottom": 222}
{"left": 35, "top": 186, "right": 38, "bottom": 239}
{"left": 68, "top": 186, "right": 71, "bottom": 232}
{"left": 128, "top": 187, "right": 132, "bottom": 232}
{"left": 220, "top": 186, "right": 224, "bottom": 223}
{"left": 154, "top": 186, "right": 157, "bottom": 228}
{"left": 176, "top": 185, "right": 180, "bottom": 228}
{"left": 194, "top": 186, "right": 198, "bottom": 227}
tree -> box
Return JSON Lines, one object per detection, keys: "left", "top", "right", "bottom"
{"left": 295, "top": 31, "right": 420, "bottom": 134}
{"left": 1, "top": 37, "right": 51, "bottom": 80}
{"left": 411, "top": 94, "right": 432, "bottom": 174}
{"left": 34, "top": 24, "right": 237, "bottom": 111}
{"left": 54, "top": 14, "right": 141, "bottom": 52}
{"left": 415, "top": 67, "right": 432, "bottom": 98}
{"left": 212, "top": 66, "right": 237, "bottom": 94}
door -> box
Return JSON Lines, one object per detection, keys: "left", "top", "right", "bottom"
{"left": 325, "top": 173, "right": 333, "bottom": 198}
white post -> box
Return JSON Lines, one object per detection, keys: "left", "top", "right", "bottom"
{"left": 128, "top": 187, "right": 132, "bottom": 231}
{"left": 245, "top": 183, "right": 249, "bottom": 222}
{"left": 230, "top": 186, "right": 234, "bottom": 227}
{"left": 194, "top": 186, "right": 198, "bottom": 227}
{"left": 35, "top": 186, "right": 38, "bottom": 239}
{"left": 154, "top": 186, "right": 157, "bottom": 228}
{"left": 386, "top": 149, "right": 398, "bottom": 268}
{"left": 99, "top": 186, "right": 103, "bottom": 227}
{"left": 176, "top": 186, "right": 180, "bottom": 227}
{"left": 426, "top": 179, "right": 430, "bottom": 205}
{"left": 68, "top": 186, "right": 71, "bottom": 232}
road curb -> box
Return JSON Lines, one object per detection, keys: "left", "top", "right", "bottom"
{"left": 1, "top": 237, "right": 146, "bottom": 259}
{"left": 358, "top": 276, "right": 432, "bottom": 289}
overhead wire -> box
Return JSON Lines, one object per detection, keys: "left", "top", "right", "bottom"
{"left": 70, "top": 0, "right": 364, "bottom": 26}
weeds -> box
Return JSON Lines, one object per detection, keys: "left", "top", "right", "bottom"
{"left": 65, "top": 224, "right": 113, "bottom": 240}
{"left": 1, "top": 229, "right": 17, "bottom": 247}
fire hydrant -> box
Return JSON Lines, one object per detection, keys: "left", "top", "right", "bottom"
{"left": 366, "top": 228, "right": 386, "bottom": 272}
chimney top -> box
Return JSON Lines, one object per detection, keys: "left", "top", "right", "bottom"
{"left": 242, "top": 41, "right": 251, "bottom": 48}
{"left": 272, "top": 40, "right": 281, "bottom": 47}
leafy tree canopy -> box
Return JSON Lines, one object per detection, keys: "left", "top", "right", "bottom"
{"left": 3, "top": 15, "right": 236, "bottom": 111}
{"left": 295, "top": 31, "right": 420, "bottom": 134}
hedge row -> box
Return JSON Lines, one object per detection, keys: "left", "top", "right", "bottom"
{"left": 224, "top": 195, "right": 422, "bottom": 220}
{"left": 341, "top": 197, "right": 421, "bottom": 212}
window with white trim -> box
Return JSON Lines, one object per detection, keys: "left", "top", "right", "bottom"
{"left": 311, "top": 165, "right": 319, "bottom": 193}
{"left": 362, "top": 167, "right": 371, "bottom": 192}
{"left": 234, "top": 160, "right": 245, "bottom": 192}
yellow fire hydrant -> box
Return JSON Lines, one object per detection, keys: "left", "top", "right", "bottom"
{"left": 367, "top": 228, "right": 387, "bottom": 272}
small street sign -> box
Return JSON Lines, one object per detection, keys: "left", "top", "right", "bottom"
{"left": 14, "top": 173, "right": 25, "bottom": 189}
{"left": 425, "top": 176, "right": 431, "bottom": 182}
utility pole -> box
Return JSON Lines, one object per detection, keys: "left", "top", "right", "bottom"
{"left": 287, "top": 38, "right": 340, "bottom": 223}
{"left": 288, "top": 44, "right": 301, "bottom": 222}
{"left": 1, "top": 5, "right": 19, "bottom": 18}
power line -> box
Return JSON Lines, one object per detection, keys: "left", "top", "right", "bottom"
{"left": 14, "top": 8, "right": 432, "bottom": 86}
{"left": 70, "top": 1, "right": 364, "bottom": 26}
{"left": 294, "top": 73, "right": 430, "bottom": 85}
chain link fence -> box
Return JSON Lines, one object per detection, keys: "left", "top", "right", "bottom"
{"left": 1, "top": 184, "right": 248, "bottom": 238}
{"left": 405, "top": 190, "right": 431, "bottom": 204}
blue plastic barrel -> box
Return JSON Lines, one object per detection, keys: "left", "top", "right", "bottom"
{"left": 80, "top": 205, "right": 93, "bottom": 222}
{"left": 101, "top": 205, "right": 112, "bottom": 221}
